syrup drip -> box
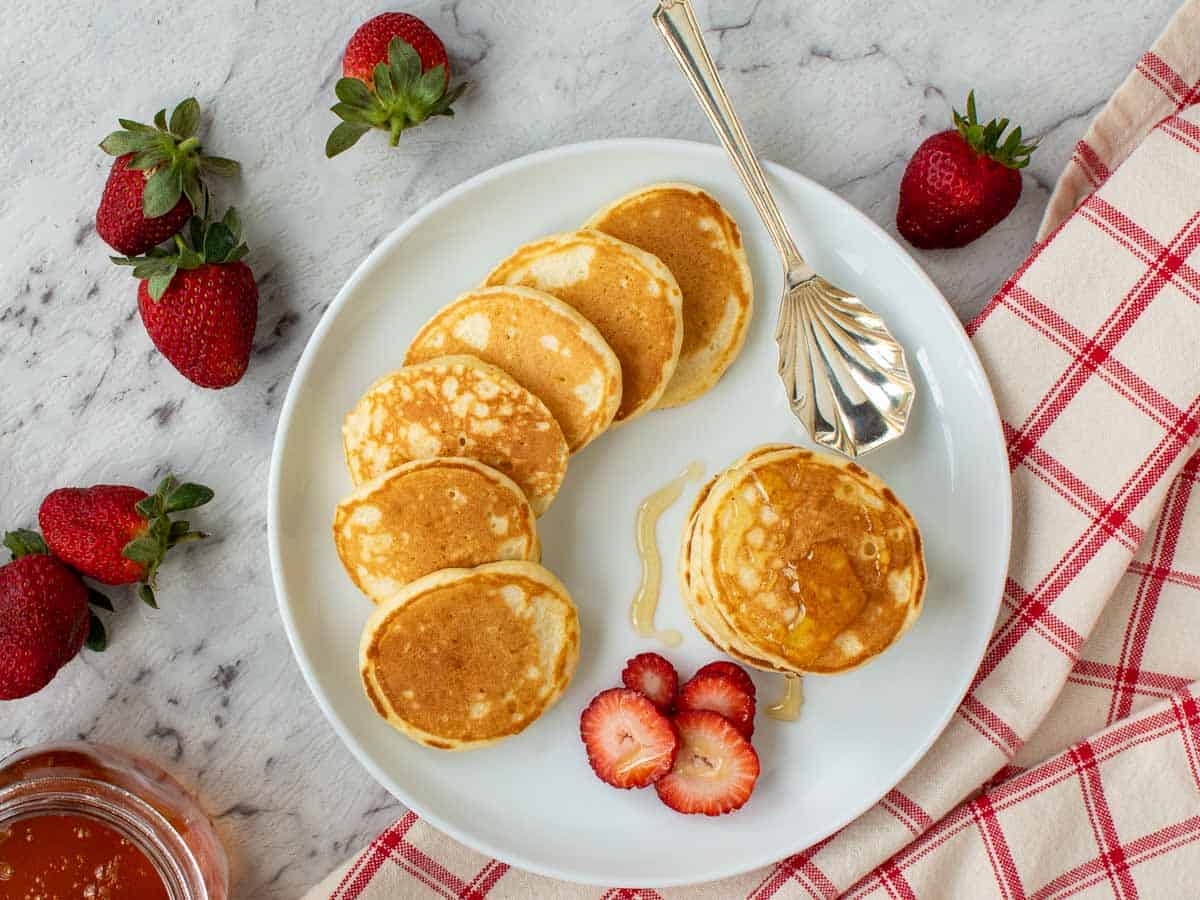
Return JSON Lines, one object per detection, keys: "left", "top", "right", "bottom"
{"left": 765, "top": 673, "right": 804, "bottom": 721}
{"left": 631, "top": 461, "right": 705, "bottom": 647}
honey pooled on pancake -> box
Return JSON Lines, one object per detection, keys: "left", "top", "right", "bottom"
{"left": 586, "top": 183, "right": 753, "bottom": 408}
{"left": 342, "top": 355, "right": 569, "bottom": 515}
{"left": 360, "top": 561, "right": 580, "bottom": 750}
{"left": 679, "top": 444, "right": 925, "bottom": 675}
{"left": 406, "top": 285, "right": 622, "bottom": 453}
{"left": 483, "top": 229, "right": 682, "bottom": 425}
{"left": 334, "top": 457, "right": 540, "bottom": 604}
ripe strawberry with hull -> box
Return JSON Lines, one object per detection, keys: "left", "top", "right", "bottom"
{"left": 896, "top": 91, "right": 1037, "bottom": 249}
{"left": 655, "top": 709, "right": 760, "bottom": 816}
{"left": 96, "top": 98, "right": 239, "bottom": 256}
{"left": 580, "top": 688, "right": 679, "bottom": 789}
{"left": 39, "top": 476, "right": 213, "bottom": 608}
{"left": 113, "top": 208, "right": 258, "bottom": 389}
{"left": 326, "top": 12, "right": 469, "bottom": 157}
{"left": 0, "top": 531, "right": 91, "bottom": 700}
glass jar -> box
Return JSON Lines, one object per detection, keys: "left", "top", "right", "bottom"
{"left": 0, "top": 741, "right": 228, "bottom": 899}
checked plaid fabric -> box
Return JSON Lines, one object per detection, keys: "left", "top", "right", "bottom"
{"left": 308, "top": 5, "right": 1200, "bottom": 897}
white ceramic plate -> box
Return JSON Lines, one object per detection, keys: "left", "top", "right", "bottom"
{"left": 268, "top": 139, "right": 1010, "bottom": 887}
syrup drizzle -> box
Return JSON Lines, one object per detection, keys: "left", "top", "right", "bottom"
{"left": 765, "top": 673, "right": 804, "bottom": 721}
{"left": 631, "top": 461, "right": 705, "bottom": 647}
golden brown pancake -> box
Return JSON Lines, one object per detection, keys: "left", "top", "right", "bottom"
{"left": 586, "top": 183, "right": 753, "bottom": 407}
{"left": 482, "top": 230, "right": 682, "bottom": 424}
{"left": 359, "top": 561, "right": 580, "bottom": 750}
{"left": 342, "top": 355, "right": 569, "bottom": 515}
{"left": 334, "top": 458, "right": 540, "bottom": 603}
{"left": 405, "top": 286, "right": 622, "bottom": 453}
{"left": 680, "top": 445, "right": 925, "bottom": 674}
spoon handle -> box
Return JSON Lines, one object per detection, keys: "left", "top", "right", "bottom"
{"left": 652, "top": 0, "right": 814, "bottom": 284}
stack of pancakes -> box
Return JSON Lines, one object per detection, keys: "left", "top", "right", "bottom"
{"left": 679, "top": 445, "right": 926, "bottom": 675}
{"left": 339, "top": 183, "right": 755, "bottom": 750}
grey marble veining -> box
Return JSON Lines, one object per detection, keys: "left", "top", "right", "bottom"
{"left": 0, "top": 0, "right": 1180, "bottom": 895}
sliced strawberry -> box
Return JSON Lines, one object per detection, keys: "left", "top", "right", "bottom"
{"left": 656, "top": 709, "right": 760, "bottom": 816}
{"left": 621, "top": 652, "right": 679, "bottom": 710}
{"left": 677, "top": 672, "right": 756, "bottom": 738}
{"left": 693, "top": 660, "right": 757, "bottom": 700}
{"left": 580, "top": 688, "right": 678, "bottom": 789}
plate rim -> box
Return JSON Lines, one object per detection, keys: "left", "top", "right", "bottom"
{"left": 267, "top": 136, "right": 1013, "bottom": 887}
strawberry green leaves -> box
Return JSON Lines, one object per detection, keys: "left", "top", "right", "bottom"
{"left": 85, "top": 588, "right": 113, "bottom": 652}
{"left": 326, "top": 36, "right": 469, "bottom": 157}
{"left": 112, "top": 207, "right": 249, "bottom": 300}
{"left": 100, "top": 97, "right": 241, "bottom": 217}
{"left": 952, "top": 90, "right": 1038, "bottom": 170}
{"left": 3, "top": 529, "right": 49, "bottom": 560}
{"left": 122, "top": 475, "right": 214, "bottom": 609}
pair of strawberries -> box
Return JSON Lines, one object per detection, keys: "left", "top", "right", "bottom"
{"left": 581, "top": 653, "right": 761, "bottom": 816}
{"left": 95, "top": 98, "right": 256, "bottom": 389}
{"left": 0, "top": 477, "right": 212, "bottom": 700}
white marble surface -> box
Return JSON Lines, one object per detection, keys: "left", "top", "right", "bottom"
{"left": 0, "top": 0, "right": 1181, "bottom": 895}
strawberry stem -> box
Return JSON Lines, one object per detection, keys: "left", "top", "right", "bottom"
{"left": 952, "top": 90, "right": 1038, "bottom": 170}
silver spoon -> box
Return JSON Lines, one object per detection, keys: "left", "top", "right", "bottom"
{"left": 653, "top": 0, "right": 915, "bottom": 457}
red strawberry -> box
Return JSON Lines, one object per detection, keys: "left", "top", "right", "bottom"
{"left": 621, "top": 652, "right": 679, "bottom": 710}
{"left": 326, "top": 13, "right": 469, "bottom": 157}
{"left": 677, "top": 672, "right": 756, "bottom": 738}
{"left": 693, "top": 660, "right": 756, "bottom": 701}
{"left": 40, "top": 476, "right": 213, "bottom": 608}
{"left": 343, "top": 13, "right": 450, "bottom": 86}
{"left": 114, "top": 209, "right": 258, "bottom": 389}
{"left": 580, "top": 688, "right": 678, "bottom": 789}
{"left": 0, "top": 531, "right": 92, "bottom": 700}
{"left": 896, "top": 91, "right": 1037, "bottom": 249}
{"left": 655, "top": 709, "right": 760, "bottom": 816}
{"left": 96, "top": 98, "right": 239, "bottom": 256}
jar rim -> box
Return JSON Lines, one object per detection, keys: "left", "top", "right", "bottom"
{"left": 0, "top": 776, "right": 205, "bottom": 900}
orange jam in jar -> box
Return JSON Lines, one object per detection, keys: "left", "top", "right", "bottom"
{"left": 0, "top": 742, "right": 228, "bottom": 899}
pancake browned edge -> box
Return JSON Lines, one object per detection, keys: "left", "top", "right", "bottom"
{"left": 360, "top": 561, "right": 580, "bottom": 751}
{"left": 342, "top": 355, "right": 569, "bottom": 516}
{"left": 586, "top": 183, "right": 753, "bottom": 408}
{"left": 679, "top": 444, "right": 925, "bottom": 675}
{"left": 406, "top": 285, "right": 623, "bottom": 453}
{"left": 678, "top": 446, "right": 790, "bottom": 674}
{"left": 482, "top": 229, "right": 682, "bottom": 425}
{"left": 334, "top": 457, "right": 540, "bottom": 604}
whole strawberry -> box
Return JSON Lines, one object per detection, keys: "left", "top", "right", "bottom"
{"left": 96, "top": 98, "right": 240, "bottom": 256}
{"left": 113, "top": 209, "right": 258, "bottom": 389}
{"left": 326, "top": 12, "right": 469, "bottom": 157}
{"left": 40, "top": 476, "right": 213, "bottom": 608}
{"left": 0, "top": 531, "right": 92, "bottom": 700}
{"left": 897, "top": 91, "right": 1037, "bottom": 249}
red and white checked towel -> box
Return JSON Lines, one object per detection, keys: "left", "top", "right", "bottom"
{"left": 307, "top": 3, "right": 1200, "bottom": 896}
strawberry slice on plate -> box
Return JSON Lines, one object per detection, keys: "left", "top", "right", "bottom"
{"left": 677, "top": 672, "right": 756, "bottom": 738}
{"left": 621, "top": 652, "right": 679, "bottom": 710}
{"left": 580, "top": 688, "right": 678, "bottom": 789}
{"left": 693, "top": 660, "right": 756, "bottom": 700}
{"left": 656, "top": 709, "right": 760, "bottom": 816}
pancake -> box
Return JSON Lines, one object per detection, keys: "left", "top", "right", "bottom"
{"left": 405, "top": 286, "right": 622, "bottom": 453}
{"left": 334, "top": 458, "right": 540, "bottom": 603}
{"left": 360, "top": 561, "right": 580, "bottom": 750}
{"left": 482, "top": 230, "right": 683, "bottom": 424}
{"left": 342, "top": 355, "right": 569, "bottom": 516}
{"left": 586, "top": 183, "right": 753, "bottom": 407}
{"left": 680, "top": 445, "right": 925, "bottom": 674}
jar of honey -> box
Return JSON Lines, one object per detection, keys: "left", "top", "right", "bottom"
{"left": 0, "top": 742, "right": 228, "bottom": 899}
